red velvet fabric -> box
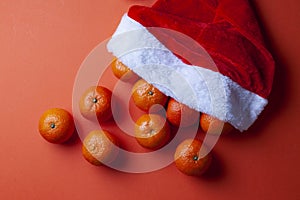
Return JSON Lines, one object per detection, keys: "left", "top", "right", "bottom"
{"left": 128, "top": 0, "right": 275, "bottom": 98}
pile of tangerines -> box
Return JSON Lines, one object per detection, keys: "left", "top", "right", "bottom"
{"left": 38, "top": 59, "right": 233, "bottom": 176}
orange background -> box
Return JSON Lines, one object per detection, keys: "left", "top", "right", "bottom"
{"left": 0, "top": 0, "right": 299, "bottom": 199}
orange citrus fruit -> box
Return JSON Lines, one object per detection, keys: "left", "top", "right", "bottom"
{"left": 38, "top": 108, "right": 75, "bottom": 144}
{"left": 166, "top": 98, "right": 200, "bottom": 127}
{"left": 79, "top": 86, "right": 112, "bottom": 122}
{"left": 200, "top": 113, "right": 233, "bottom": 135}
{"left": 174, "top": 139, "right": 212, "bottom": 176}
{"left": 82, "top": 130, "right": 119, "bottom": 166}
{"left": 134, "top": 114, "right": 171, "bottom": 150}
{"left": 132, "top": 79, "right": 168, "bottom": 112}
{"left": 111, "top": 58, "right": 138, "bottom": 81}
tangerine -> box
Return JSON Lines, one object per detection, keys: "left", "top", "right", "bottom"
{"left": 134, "top": 114, "right": 171, "bottom": 150}
{"left": 166, "top": 98, "right": 200, "bottom": 127}
{"left": 111, "top": 58, "right": 138, "bottom": 81}
{"left": 132, "top": 79, "right": 168, "bottom": 112}
{"left": 82, "top": 130, "right": 119, "bottom": 166}
{"left": 38, "top": 108, "right": 75, "bottom": 144}
{"left": 200, "top": 113, "right": 233, "bottom": 135}
{"left": 174, "top": 139, "right": 212, "bottom": 176}
{"left": 79, "top": 86, "right": 112, "bottom": 122}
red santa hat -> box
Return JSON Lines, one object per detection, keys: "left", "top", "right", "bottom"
{"left": 107, "top": 0, "right": 275, "bottom": 132}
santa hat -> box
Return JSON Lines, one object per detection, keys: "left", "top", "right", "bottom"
{"left": 107, "top": 0, "right": 275, "bottom": 132}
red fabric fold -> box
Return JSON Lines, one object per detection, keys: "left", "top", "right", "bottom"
{"left": 128, "top": 0, "right": 274, "bottom": 98}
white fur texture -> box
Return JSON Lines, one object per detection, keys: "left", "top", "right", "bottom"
{"left": 107, "top": 14, "right": 268, "bottom": 131}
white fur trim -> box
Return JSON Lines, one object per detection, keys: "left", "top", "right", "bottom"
{"left": 107, "top": 14, "right": 268, "bottom": 132}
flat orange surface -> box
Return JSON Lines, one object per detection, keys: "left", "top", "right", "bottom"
{"left": 0, "top": 0, "right": 299, "bottom": 199}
